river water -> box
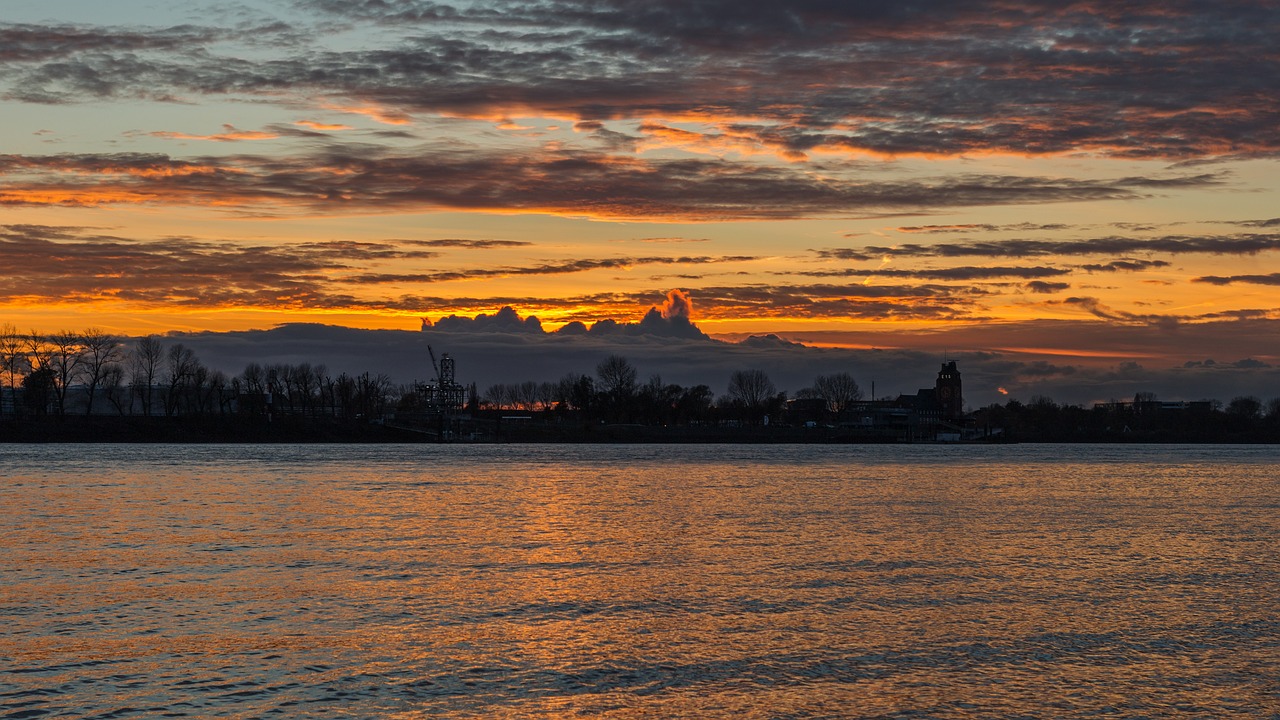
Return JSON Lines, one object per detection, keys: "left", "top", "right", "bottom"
{"left": 1, "top": 443, "right": 1277, "bottom": 718}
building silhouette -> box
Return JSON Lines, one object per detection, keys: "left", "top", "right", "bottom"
{"left": 935, "top": 360, "right": 963, "bottom": 420}
{"left": 781, "top": 360, "right": 976, "bottom": 442}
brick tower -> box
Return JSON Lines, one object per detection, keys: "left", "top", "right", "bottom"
{"left": 935, "top": 360, "right": 963, "bottom": 420}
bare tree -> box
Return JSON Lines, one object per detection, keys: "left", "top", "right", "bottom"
{"left": 355, "top": 372, "right": 393, "bottom": 418}
{"left": 484, "top": 383, "right": 507, "bottom": 409}
{"left": 638, "top": 375, "right": 682, "bottom": 425}
{"left": 284, "top": 364, "right": 302, "bottom": 412}
{"left": 596, "top": 354, "right": 638, "bottom": 421}
{"left": 266, "top": 364, "right": 288, "bottom": 411}
{"left": 537, "top": 381, "right": 557, "bottom": 411}
{"left": 25, "top": 330, "right": 53, "bottom": 372}
{"left": 163, "top": 343, "right": 200, "bottom": 416}
{"left": 813, "top": 372, "right": 863, "bottom": 415}
{"left": 196, "top": 368, "right": 230, "bottom": 415}
{"left": 334, "top": 373, "right": 357, "bottom": 419}
{"left": 240, "top": 363, "right": 263, "bottom": 394}
{"left": 726, "top": 369, "right": 777, "bottom": 423}
{"left": 517, "top": 380, "right": 540, "bottom": 411}
{"left": 0, "top": 323, "right": 27, "bottom": 418}
{"left": 102, "top": 364, "right": 129, "bottom": 415}
{"left": 189, "top": 363, "right": 211, "bottom": 414}
{"left": 131, "top": 336, "right": 164, "bottom": 416}
{"left": 727, "top": 369, "right": 775, "bottom": 406}
{"left": 46, "top": 330, "right": 85, "bottom": 416}
{"left": 596, "top": 355, "right": 638, "bottom": 398}
{"left": 78, "top": 328, "right": 123, "bottom": 415}
{"left": 291, "top": 363, "right": 316, "bottom": 415}
{"left": 310, "top": 364, "right": 329, "bottom": 417}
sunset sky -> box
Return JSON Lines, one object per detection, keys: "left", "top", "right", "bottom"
{"left": 3, "top": 0, "right": 1279, "bottom": 400}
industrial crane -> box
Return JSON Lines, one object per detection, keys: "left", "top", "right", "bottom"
{"left": 427, "top": 345, "right": 442, "bottom": 385}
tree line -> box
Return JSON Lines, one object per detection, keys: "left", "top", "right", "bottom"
{"left": 5, "top": 324, "right": 1276, "bottom": 441}
{"left": 0, "top": 325, "right": 396, "bottom": 421}
{"left": 972, "top": 394, "right": 1280, "bottom": 442}
{"left": 0, "top": 327, "right": 863, "bottom": 428}
{"left": 471, "top": 355, "right": 863, "bottom": 426}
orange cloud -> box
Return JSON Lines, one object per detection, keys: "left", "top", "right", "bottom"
{"left": 150, "top": 125, "right": 280, "bottom": 142}
{"left": 295, "top": 120, "right": 355, "bottom": 131}
{"left": 319, "top": 102, "right": 413, "bottom": 125}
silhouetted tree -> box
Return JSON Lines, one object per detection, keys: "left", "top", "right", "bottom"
{"left": 483, "top": 383, "right": 507, "bottom": 409}
{"left": 334, "top": 373, "right": 357, "bottom": 419}
{"left": 46, "top": 330, "right": 84, "bottom": 416}
{"left": 597, "top": 355, "right": 638, "bottom": 422}
{"left": 726, "top": 369, "right": 777, "bottom": 424}
{"left": 131, "top": 336, "right": 164, "bottom": 416}
{"left": 24, "top": 330, "right": 53, "bottom": 375}
{"left": 241, "top": 363, "right": 264, "bottom": 394}
{"left": 288, "top": 363, "right": 314, "bottom": 415}
{"left": 537, "top": 381, "right": 557, "bottom": 411}
{"left": 557, "top": 373, "right": 595, "bottom": 414}
{"left": 163, "top": 344, "right": 201, "bottom": 416}
{"left": 0, "top": 323, "right": 26, "bottom": 418}
{"left": 354, "top": 372, "right": 393, "bottom": 418}
{"left": 813, "top": 372, "right": 862, "bottom": 415}
{"left": 102, "top": 364, "right": 129, "bottom": 415}
{"left": 517, "top": 380, "right": 540, "bottom": 410}
{"left": 596, "top": 355, "right": 637, "bottom": 396}
{"left": 1226, "top": 396, "right": 1262, "bottom": 421}
{"left": 310, "top": 364, "right": 329, "bottom": 416}
{"left": 676, "top": 384, "right": 715, "bottom": 425}
{"left": 21, "top": 367, "right": 55, "bottom": 416}
{"left": 269, "top": 363, "right": 294, "bottom": 413}
{"left": 636, "top": 374, "right": 682, "bottom": 425}
{"left": 78, "top": 328, "right": 123, "bottom": 415}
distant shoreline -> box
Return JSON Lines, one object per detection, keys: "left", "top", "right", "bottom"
{"left": 2, "top": 417, "right": 1276, "bottom": 444}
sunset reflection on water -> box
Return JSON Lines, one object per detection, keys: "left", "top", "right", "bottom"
{"left": 2, "top": 444, "right": 1277, "bottom": 718}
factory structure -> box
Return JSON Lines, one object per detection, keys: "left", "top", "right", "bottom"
{"left": 383, "top": 345, "right": 479, "bottom": 440}
{"left": 415, "top": 345, "right": 469, "bottom": 412}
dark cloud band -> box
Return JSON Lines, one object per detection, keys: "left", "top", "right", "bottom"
{"left": 0, "top": 150, "right": 1222, "bottom": 219}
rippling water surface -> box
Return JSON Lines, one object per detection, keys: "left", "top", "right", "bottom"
{"left": 2, "top": 443, "right": 1278, "bottom": 718}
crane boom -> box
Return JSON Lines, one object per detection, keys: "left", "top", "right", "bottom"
{"left": 427, "top": 345, "right": 441, "bottom": 383}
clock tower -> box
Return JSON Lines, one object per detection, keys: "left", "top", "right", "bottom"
{"left": 935, "top": 361, "right": 963, "bottom": 420}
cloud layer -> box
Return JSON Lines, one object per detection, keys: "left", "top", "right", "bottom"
{"left": 0, "top": 149, "right": 1220, "bottom": 220}
{"left": 4, "top": 1, "right": 1277, "bottom": 160}
{"left": 3, "top": 0, "right": 1278, "bottom": 402}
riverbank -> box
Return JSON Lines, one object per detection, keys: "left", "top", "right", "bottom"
{"left": 2, "top": 416, "right": 1277, "bottom": 443}
{"left": 0, "top": 417, "right": 425, "bottom": 443}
